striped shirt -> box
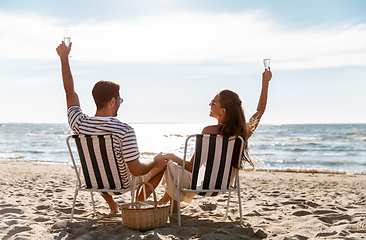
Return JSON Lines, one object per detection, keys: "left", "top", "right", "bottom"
{"left": 67, "top": 106, "right": 140, "bottom": 187}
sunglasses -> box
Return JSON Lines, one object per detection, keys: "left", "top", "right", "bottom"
{"left": 117, "top": 97, "right": 123, "bottom": 104}
{"left": 209, "top": 100, "right": 223, "bottom": 108}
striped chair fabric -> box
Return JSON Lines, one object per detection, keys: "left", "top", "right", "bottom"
{"left": 174, "top": 134, "right": 244, "bottom": 226}
{"left": 73, "top": 135, "right": 127, "bottom": 195}
{"left": 66, "top": 134, "right": 135, "bottom": 222}
{"left": 191, "top": 134, "right": 242, "bottom": 196}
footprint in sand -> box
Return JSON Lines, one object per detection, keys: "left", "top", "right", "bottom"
{"left": 34, "top": 217, "right": 51, "bottom": 222}
{"left": 55, "top": 207, "right": 86, "bottom": 214}
{"left": 4, "top": 226, "right": 33, "bottom": 239}
{"left": 244, "top": 210, "right": 262, "bottom": 217}
{"left": 281, "top": 200, "right": 304, "bottom": 205}
{"left": 55, "top": 188, "right": 66, "bottom": 193}
{"left": 5, "top": 220, "right": 18, "bottom": 226}
{"left": 0, "top": 203, "right": 15, "bottom": 208}
{"left": 292, "top": 210, "right": 313, "bottom": 217}
{"left": 317, "top": 214, "right": 352, "bottom": 224}
{"left": 305, "top": 201, "right": 321, "bottom": 208}
{"left": 36, "top": 205, "right": 50, "bottom": 211}
{"left": 262, "top": 207, "right": 277, "bottom": 212}
{"left": 0, "top": 208, "right": 24, "bottom": 215}
{"left": 199, "top": 203, "right": 217, "bottom": 211}
{"left": 315, "top": 230, "right": 337, "bottom": 237}
{"left": 313, "top": 209, "right": 338, "bottom": 215}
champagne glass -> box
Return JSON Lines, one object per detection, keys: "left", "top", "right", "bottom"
{"left": 63, "top": 29, "right": 71, "bottom": 46}
{"left": 263, "top": 53, "right": 270, "bottom": 70}
{"left": 63, "top": 29, "right": 72, "bottom": 58}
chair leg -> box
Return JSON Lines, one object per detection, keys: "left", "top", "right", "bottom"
{"left": 90, "top": 192, "right": 96, "bottom": 216}
{"left": 70, "top": 189, "right": 78, "bottom": 223}
{"left": 237, "top": 179, "right": 243, "bottom": 225}
{"left": 177, "top": 169, "right": 182, "bottom": 226}
{"left": 131, "top": 177, "right": 137, "bottom": 203}
{"left": 174, "top": 165, "right": 182, "bottom": 226}
{"left": 170, "top": 182, "right": 175, "bottom": 216}
{"left": 177, "top": 187, "right": 181, "bottom": 226}
{"left": 226, "top": 191, "right": 232, "bottom": 218}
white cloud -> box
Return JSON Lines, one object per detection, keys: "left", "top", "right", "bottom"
{"left": 186, "top": 76, "right": 208, "bottom": 79}
{"left": 0, "top": 11, "right": 61, "bottom": 60}
{"left": 1, "top": 11, "right": 366, "bottom": 69}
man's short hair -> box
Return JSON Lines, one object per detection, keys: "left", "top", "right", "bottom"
{"left": 92, "top": 80, "right": 120, "bottom": 110}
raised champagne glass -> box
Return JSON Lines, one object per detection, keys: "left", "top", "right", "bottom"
{"left": 63, "top": 29, "right": 71, "bottom": 47}
{"left": 263, "top": 53, "right": 270, "bottom": 70}
{"left": 63, "top": 29, "right": 71, "bottom": 58}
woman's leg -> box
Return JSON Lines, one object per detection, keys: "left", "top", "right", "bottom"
{"left": 160, "top": 192, "right": 178, "bottom": 213}
{"left": 136, "top": 162, "right": 166, "bottom": 201}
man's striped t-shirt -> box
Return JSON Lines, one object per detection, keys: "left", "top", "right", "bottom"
{"left": 67, "top": 106, "right": 140, "bottom": 188}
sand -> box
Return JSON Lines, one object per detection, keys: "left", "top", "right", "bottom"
{"left": 0, "top": 161, "right": 365, "bottom": 240}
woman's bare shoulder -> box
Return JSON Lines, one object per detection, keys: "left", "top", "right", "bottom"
{"left": 202, "top": 125, "right": 221, "bottom": 134}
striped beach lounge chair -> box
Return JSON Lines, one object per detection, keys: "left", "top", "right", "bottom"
{"left": 66, "top": 135, "right": 136, "bottom": 222}
{"left": 172, "top": 134, "right": 245, "bottom": 226}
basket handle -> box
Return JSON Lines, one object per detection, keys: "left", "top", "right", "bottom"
{"left": 135, "top": 181, "right": 157, "bottom": 209}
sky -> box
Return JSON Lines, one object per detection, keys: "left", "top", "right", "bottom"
{"left": 0, "top": 0, "right": 365, "bottom": 125}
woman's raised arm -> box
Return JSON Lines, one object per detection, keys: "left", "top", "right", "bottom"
{"left": 245, "top": 68, "right": 272, "bottom": 139}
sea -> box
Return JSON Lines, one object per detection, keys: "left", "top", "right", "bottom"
{"left": 0, "top": 123, "right": 365, "bottom": 175}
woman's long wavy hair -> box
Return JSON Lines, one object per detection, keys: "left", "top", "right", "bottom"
{"left": 217, "top": 89, "right": 254, "bottom": 169}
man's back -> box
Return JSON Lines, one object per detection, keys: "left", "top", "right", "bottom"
{"left": 68, "top": 105, "right": 140, "bottom": 188}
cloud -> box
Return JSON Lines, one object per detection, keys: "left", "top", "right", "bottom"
{"left": 0, "top": 11, "right": 60, "bottom": 60}
{"left": 1, "top": 10, "right": 365, "bottom": 69}
{"left": 186, "top": 76, "right": 208, "bottom": 79}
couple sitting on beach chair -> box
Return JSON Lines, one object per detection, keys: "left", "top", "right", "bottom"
{"left": 57, "top": 41, "right": 272, "bottom": 225}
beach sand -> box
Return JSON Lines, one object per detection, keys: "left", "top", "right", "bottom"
{"left": 0, "top": 162, "right": 365, "bottom": 240}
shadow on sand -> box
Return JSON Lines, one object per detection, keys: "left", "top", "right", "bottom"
{"left": 51, "top": 213, "right": 266, "bottom": 240}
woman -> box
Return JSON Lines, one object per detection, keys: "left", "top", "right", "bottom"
{"left": 159, "top": 68, "right": 272, "bottom": 211}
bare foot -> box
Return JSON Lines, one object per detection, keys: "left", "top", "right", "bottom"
{"left": 101, "top": 194, "right": 119, "bottom": 214}
{"left": 109, "top": 201, "right": 119, "bottom": 215}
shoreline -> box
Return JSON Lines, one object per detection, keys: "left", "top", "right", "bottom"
{"left": 1, "top": 161, "right": 366, "bottom": 239}
{"left": 2, "top": 160, "right": 365, "bottom": 176}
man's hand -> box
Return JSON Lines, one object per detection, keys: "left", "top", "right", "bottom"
{"left": 56, "top": 41, "right": 72, "bottom": 60}
{"left": 57, "top": 41, "right": 80, "bottom": 108}
{"left": 154, "top": 152, "right": 167, "bottom": 165}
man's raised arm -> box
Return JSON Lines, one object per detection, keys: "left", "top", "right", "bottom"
{"left": 56, "top": 42, "right": 80, "bottom": 108}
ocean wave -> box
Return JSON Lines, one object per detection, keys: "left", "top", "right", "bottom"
{"left": 288, "top": 137, "right": 325, "bottom": 142}
{"left": 0, "top": 155, "right": 24, "bottom": 160}
{"left": 26, "top": 134, "right": 44, "bottom": 137}
{"left": 2, "top": 123, "right": 365, "bottom": 173}
{"left": 141, "top": 152, "right": 157, "bottom": 156}
{"left": 292, "top": 148, "right": 308, "bottom": 152}
{"left": 260, "top": 137, "right": 324, "bottom": 142}
{"left": 245, "top": 167, "right": 366, "bottom": 175}
{"left": 347, "top": 132, "right": 366, "bottom": 136}
{"left": 54, "top": 131, "right": 72, "bottom": 135}
{"left": 14, "top": 150, "right": 44, "bottom": 154}
{"left": 0, "top": 159, "right": 70, "bottom": 164}
{"left": 163, "top": 134, "right": 186, "bottom": 138}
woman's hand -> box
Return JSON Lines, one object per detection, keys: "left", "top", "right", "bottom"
{"left": 262, "top": 67, "right": 272, "bottom": 85}
{"left": 161, "top": 153, "right": 175, "bottom": 164}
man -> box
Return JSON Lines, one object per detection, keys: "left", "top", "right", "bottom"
{"left": 56, "top": 41, "right": 166, "bottom": 214}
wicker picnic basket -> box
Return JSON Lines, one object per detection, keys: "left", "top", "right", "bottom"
{"left": 120, "top": 182, "right": 170, "bottom": 231}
